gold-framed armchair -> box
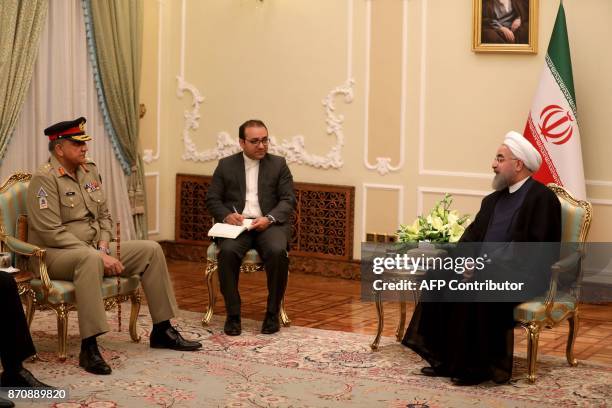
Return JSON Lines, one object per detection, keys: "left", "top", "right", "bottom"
{"left": 201, "top": 243, "right": 290, "bottom": 327}
{"left": 514, "top": 183, "right": 592, "bottom": 383}
{"left": 0, "top": 172, "right": 142, "bottom": 361}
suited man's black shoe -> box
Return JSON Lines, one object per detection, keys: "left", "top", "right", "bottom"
{"left": 0, "top": 395, "right": 14, "bottom": 408}
{"left": 223, "top": 315, "right": 242, "bottom": 336}
{"left": 150, "top": 326, "right": 202, "bottom": 351}
{"left": 261, "top": 312, "right": 280, "bottom": 334}
{"left": 79, "top": 343, "right": 112, "bottom": 375}
{"left": 0, "top": 367, "right": 53, "bottom": 388}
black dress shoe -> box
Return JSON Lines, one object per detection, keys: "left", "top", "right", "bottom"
{"left": 150, "top": 326, "right": 202, "bottom": 351}
{"left": 451, "top": 375, "right": 489, "bottom": 386}
{"left": 223, "top": 315, "right": 242, "bottom": 336}
{"left": 0, "top": 368, "right": 53, "bottom": 388}
{"left": 79, "top": 343, "right": 112, "bottom": 375}
{"left": 421, "top": 367, "right": 450, "bottom": 377}
{"left": 0, "top": 395, "right": 14, "bottom": 408}
{"left": 261, "top": 312, "right": 280, "bottom": 334}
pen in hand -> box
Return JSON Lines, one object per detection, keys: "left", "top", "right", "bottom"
{"left": 226, "top": 205, "right": 244, "bottom": 226}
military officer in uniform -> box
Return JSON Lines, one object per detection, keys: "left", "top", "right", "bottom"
{"left": 26, "top": 117, "right": 201, "bottom": 376}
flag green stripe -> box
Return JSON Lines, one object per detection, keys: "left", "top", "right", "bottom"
{"left": 547, "top": 3, "right": 576, "bottom": 103}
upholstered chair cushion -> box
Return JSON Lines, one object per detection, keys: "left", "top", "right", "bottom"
{"left": 206, "top": 242, "right": 262, "bottom": 264}
{"left": 514, "top": 294, "right": 576, "bottom": 323}
{"left": 30, "top": 275, "right": 140, "bottom": 304}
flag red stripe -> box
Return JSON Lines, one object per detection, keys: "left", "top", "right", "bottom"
{"left": 523, "top": 116, "right": 560, "bottom": 186}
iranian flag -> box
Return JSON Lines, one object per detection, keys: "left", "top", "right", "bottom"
{"left": 523, "top": 2, "right": 586, "bottom": 200}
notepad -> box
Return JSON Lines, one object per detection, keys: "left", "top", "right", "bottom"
{"left": 207, "top": 219, "right": 254, "bottom": 239}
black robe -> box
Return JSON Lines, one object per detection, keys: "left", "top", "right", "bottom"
{"left": 0, "top": 271, "right": 36, "bottom": 372}
{"left": 402, "top": 179, "right": 561, "bottom": 382}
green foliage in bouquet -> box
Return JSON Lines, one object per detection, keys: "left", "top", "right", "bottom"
{"left": 397, "top": 194, "right": 471, "bottom": 243}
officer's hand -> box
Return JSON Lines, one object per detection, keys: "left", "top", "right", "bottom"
{"left": 224, "top": 213, "right": 244, "bottom": 226}
{"left": 101, "top": 253, "right": 124, "bottom": 276}
{"left": 250, "top": 216, "right": 271, "bottom": 232}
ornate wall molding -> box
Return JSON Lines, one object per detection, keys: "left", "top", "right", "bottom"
{"left": 176, "top": 0, "right": 355, "bottom": 169}
{"left": 361, "top": 183, "right": 404, "bottom": 240}
{"left": 144, "top": 172, "right": 160, "bottom": 234}
{"left": 416, "top": 186, "right": 489, "bottom": 216}
{"left": 363, "top": 0, "right": 408, "bottom": 175}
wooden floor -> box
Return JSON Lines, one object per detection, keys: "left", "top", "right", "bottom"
{"left": 168, "top": 259, "right": 612, "bottom": 365}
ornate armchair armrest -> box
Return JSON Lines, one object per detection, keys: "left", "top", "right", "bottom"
{"left": 3, "top": 234, "right": 42, "bottom": 256}
{"left": 0, "top": 234, "right": 54, "bottom": 297}
{"left": 543, "top": 250, "right": 583, "bottom": 317}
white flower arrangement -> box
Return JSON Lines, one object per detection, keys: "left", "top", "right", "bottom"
{"left": 397, "top": 194, "right": 471, "bottom": 243}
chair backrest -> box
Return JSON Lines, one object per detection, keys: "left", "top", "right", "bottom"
{"left": 547, "top": 183, "right": 592, "bottom": 245}
{"left": 547, "top": 183, "right": 592, "bottom": 297}
{"left": 0, "top": 172, "right": 32, "bottom": 239}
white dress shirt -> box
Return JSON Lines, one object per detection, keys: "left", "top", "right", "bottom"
{"left": 509, "top": 176, "right": 530, "bottom": 194}
{"left": 242, "top": 153, "right": 263, "bottom": 218}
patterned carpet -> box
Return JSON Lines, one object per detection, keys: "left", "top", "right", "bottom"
{"left": 14, "top": 306, "right": 611, "bottom": 407}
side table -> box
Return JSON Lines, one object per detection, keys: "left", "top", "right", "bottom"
{"left": 370, "top": 268, "right": 425, "bottom": 351}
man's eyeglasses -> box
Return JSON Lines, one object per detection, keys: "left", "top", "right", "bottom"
{"left": 493, "top": 155, "right": 518, "bottom": 164}
{"left": 244, "top": 137, "right": 269, "bottom": 146}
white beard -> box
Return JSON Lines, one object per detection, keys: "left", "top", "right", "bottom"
{"left": 492, "top": 172, "right": 509, "bottom": 191}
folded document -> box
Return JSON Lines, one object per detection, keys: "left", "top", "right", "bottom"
{"left": 207, "top": 219, "right": 253, "bottom": 239}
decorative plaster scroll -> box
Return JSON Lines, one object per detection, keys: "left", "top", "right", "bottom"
{"left": 177, "top": 0, "right": 354, "bottom": 168}
{"left": 180, "top": 78, "right": 354, "bottom": 168}
{"left": 363, "top": 0, "right": 408, "bottom": 176}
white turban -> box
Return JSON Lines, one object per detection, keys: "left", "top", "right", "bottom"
{"left": 502, "top": 131, "right": 542, "bottom": 172}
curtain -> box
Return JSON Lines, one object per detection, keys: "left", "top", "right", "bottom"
{"left": 0, "top": 0, "right": 48, "bottom": 162}
{"left": 0, "top": 0, "right": 135, "bottom": 240}
{"left": 85, "top": 0, "right": 147, "bottom": 240}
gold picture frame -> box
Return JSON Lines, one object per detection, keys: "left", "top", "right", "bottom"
{"left": 472, "top": 0, "right": 538, "bottom": 54}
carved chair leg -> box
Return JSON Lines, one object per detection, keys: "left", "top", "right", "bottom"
{"left": 25, "top": 293, "right": 35, "bottom": 328}
{"left": 566, "top": 311, "right": 579, "bottom": 366}
{"left": 395, "top": 296, "right": 407, "bottom": 342}
{"left": 525, "top": 322, "right": 541, "bottom": 383}
{"left": 371, "top": 291, "right": 384, "bottom": 351}
{"left": 202, "top": 261, "right": 217, "bottom": 326}
{"left": 129, "top": 291, "right": 142, "bottom": 343}
{"left": 280, "top": 297, "right": 291, "bottom": 327}
{"left": 55, "top": 304, "right": 69, "bottom": 361}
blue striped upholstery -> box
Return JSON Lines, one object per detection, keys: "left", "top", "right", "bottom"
{"left": 514, "top": 295, "right": 576, "bottom": 322}
{"left": 30, "top": 276, "right": 140, "bottom": 304}
{"left": 0, "top": 178, "right": 29, "bottom": 239}
{"left": 560, "top": 199, "right": 585, "bottom": 243}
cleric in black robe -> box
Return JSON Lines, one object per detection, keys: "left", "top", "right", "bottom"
{"left": 0, "top": 272, "right": 52, "bottom": 408}
{"left": 402, "top": 131, "right": 561, "bottom": 386}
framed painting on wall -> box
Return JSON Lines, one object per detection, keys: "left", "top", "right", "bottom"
{"left": 472, "top": 0, "right": 538, "bottom": 53}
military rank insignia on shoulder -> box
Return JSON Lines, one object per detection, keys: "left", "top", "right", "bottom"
{"left": 37, "top": 162, "right": 53, "bottom": 174}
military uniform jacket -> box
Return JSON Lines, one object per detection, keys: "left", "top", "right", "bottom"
{"left": 26, "top": 155, "right": 114, "bottom": 249}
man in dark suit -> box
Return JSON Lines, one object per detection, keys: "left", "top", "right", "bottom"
{"left": 206, "top": 119, "right": 296, "bottom": 336}
{"left": 1, "top": 272, "right": 52, "bottom": 408}
{"left": 402, "top": 131, "right": 561, "bottom": 386}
